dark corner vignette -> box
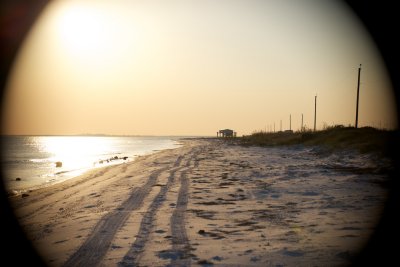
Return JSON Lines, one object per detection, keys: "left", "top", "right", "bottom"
{"left": 0, "top": 0, "right": 49, "bottom": 266}
{"left": 344, "top": 1, "right": 400, "bottom": 266}
{"left": 0, "top": 1, "right": 399, "bottom": 267}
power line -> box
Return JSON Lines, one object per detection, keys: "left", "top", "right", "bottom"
{"left": 314, "top": 95, "right": 317, "bottom": 131}
{"left": 355, "top": 64, "right": 362, "bottom": 128}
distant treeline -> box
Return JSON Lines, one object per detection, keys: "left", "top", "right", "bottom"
{"left": 240, "top": 125, "right": 398, "bottom": 156}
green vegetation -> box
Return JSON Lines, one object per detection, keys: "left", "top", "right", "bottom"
{"left": 241, "top": 125, "right": 397, "bottom": 156}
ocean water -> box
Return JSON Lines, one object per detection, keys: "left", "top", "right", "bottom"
{"left": 0, "top": 136, "right": 181, "bottom": 194}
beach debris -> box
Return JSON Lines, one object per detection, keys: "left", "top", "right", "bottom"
{"left": 198, "top": 229, "right": 206, "bottom": 235}
{"left": 15, "top": 177, "right": 21, "bottom": 181}
{"left": 97, "top": 155, "right": 128, "bottom": 165}
{"left": 212, "top": 256, "right": 223, "bottom": 262}
{"left": 197, "top": 259, "right": 214, "bottom": 265}
{"left": 55, "top": 161, "right": 62, "bottom": 167}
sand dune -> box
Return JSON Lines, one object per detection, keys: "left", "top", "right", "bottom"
{"left": 9, "top": 138, "right": 389, "bottom": 266}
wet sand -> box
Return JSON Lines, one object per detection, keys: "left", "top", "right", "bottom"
{"left": 9, "top": 138, "right": 389, "bottom": 266}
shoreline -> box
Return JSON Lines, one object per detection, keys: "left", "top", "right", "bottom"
{"left": 6, "top": 140, "right": 189, "bottom": 198}
{"left": 7, "top": 138, "right": 390, "bottom": 266}
{"left": 3, "top": 136, "right": 188, "bottom": 197}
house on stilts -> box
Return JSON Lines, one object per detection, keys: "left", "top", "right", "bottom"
{"left": 217, "top": 129, "right": 236, "bottom": 138}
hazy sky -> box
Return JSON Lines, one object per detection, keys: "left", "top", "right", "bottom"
{"left": 1, "top": 0, "right": 397, "bottom": 136}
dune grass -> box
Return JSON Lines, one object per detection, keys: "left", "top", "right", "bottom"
{"left": 240, "top": 125, "right": 397, "bottom": 156}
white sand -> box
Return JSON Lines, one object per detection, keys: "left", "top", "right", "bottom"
{"left": 9, "top": 138, "right": 388, "bottom": 266}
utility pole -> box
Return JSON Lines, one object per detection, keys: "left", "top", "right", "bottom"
{"left": 301, "top": 113, "right": 303, "bottom": 132}
{"left": 355, "top": 64, "right": 362, "bottom": 128}
{"left": 314, "top": 95, "right": 317, "bottom": 131}
{"left": 280, "top": 120, "right": 282, "bottom": 132}
{"left": 289, "top": 114, "right": 291, "bottom": 131}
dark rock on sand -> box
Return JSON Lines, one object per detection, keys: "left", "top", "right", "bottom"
{"left": 212, "top": 256, "right": 223, "bottom": 261}
{"left": 197, "top": 259, "right": 214, "bottom": 265}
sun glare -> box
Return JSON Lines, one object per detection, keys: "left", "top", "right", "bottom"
{"left": 38, "top": 136, "right": 112, "bottom": 170}
{"left": 24, "top": 0, "right": 142, "bottom": 91}
{"left": 58, "top": 7, "right": 102, "bottom": 53}
{"left": 46, "top": 0, "right": 139, "bottom": 64}
{"left": 55, "top": 2, "right": 110, "bottom": 56}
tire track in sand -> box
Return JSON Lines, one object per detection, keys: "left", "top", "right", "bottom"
{"left": 168, "top": 146, "right": 205, "bottom": 267}
{"left": 118, "top": 167, "right": 182, "bottom": 266}
{"left": 119, "top": 147, "right": 200, "bottom": 266}
{"left": 118, "top": 160, "right": 189, "bottom": 266}
{"left": 62, "top": 155, "right": 184, "bottom": 267}
{"left": 169, "top": 168, "right": 191, "bottom": 267}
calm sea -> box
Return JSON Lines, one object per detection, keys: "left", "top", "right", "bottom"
{"left": 0, "top": 136, "right": 181, "bottom": 194}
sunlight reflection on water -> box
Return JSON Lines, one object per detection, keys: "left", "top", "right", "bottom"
{"left": 1, "top": 136, "right": 180, "bottom": 193}
{"left": 37, "top": 136, "right": 114, "bottom": 170}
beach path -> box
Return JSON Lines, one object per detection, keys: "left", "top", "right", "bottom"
{"left": 9, "top": 139, "right": 388, "bottom": 266}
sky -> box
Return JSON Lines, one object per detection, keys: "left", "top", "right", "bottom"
{"left": 1, "top": 0, "right": 398, "bottom": 136}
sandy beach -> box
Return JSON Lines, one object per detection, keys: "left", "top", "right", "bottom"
{"left": 8, "top": 138, "right": 389, "bottom": 266}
